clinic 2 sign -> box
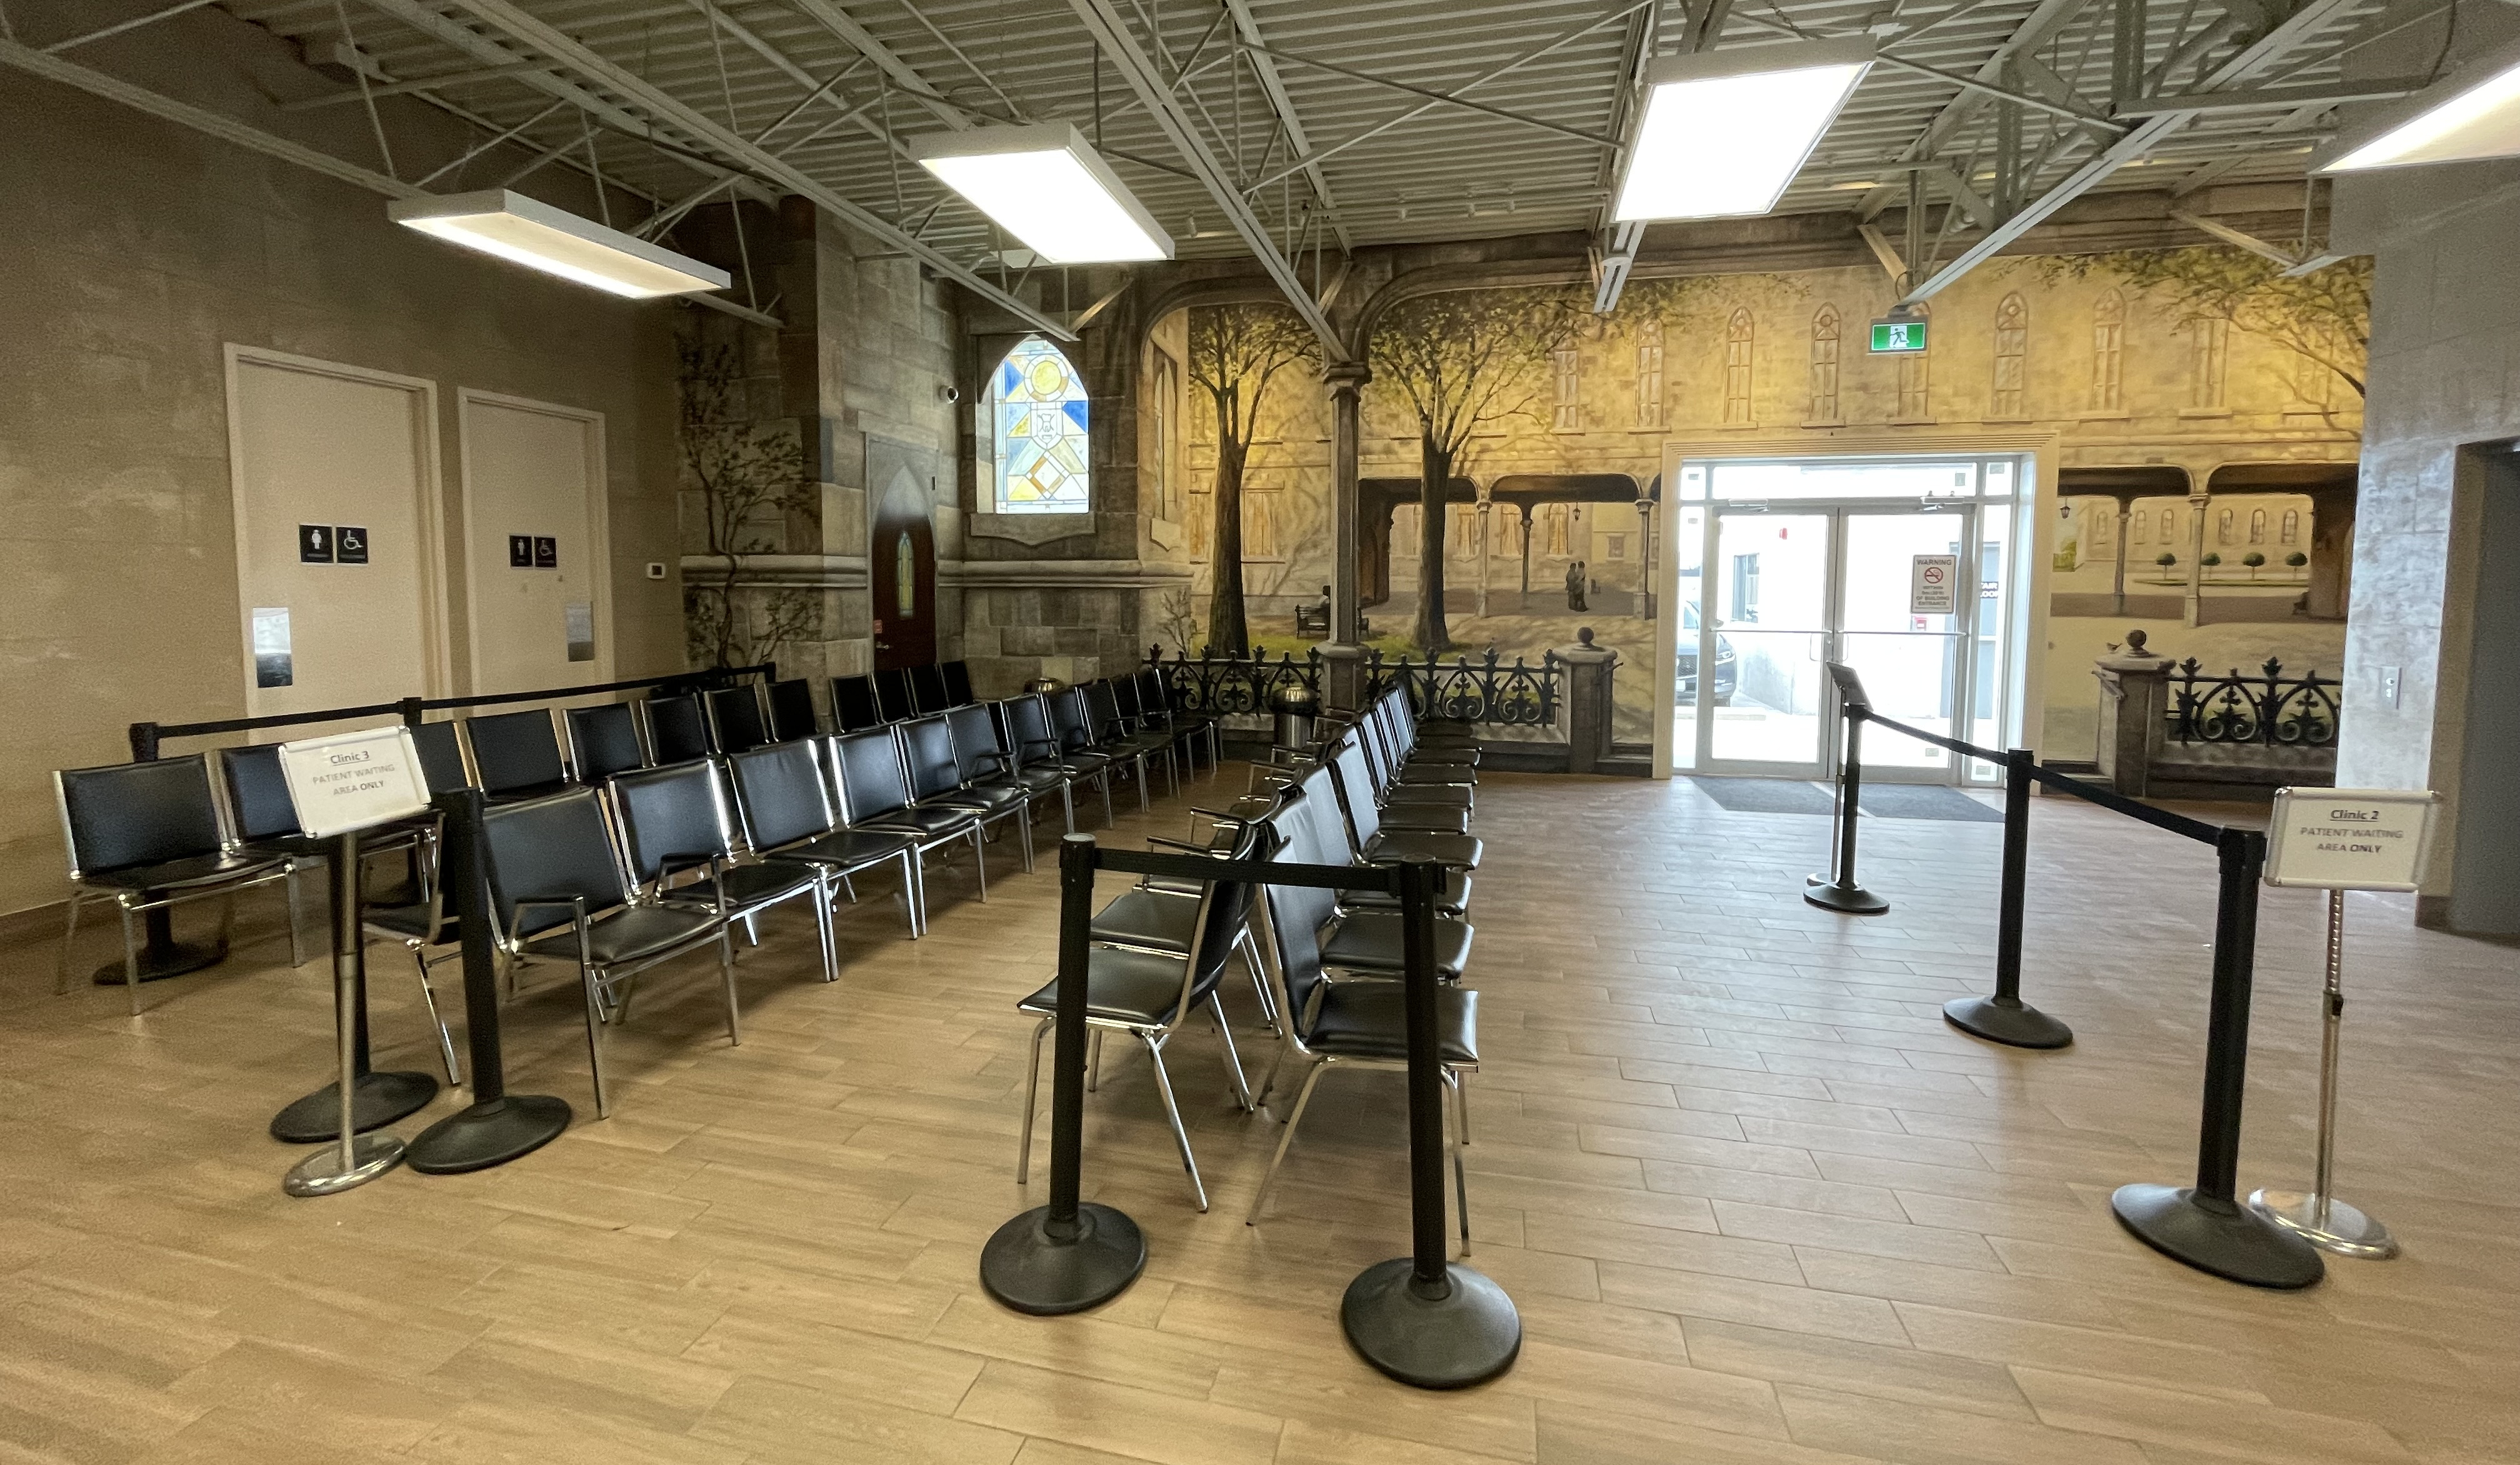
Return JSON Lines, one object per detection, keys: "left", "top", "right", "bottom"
{"left": 1869, "top": 317, "right": 1928, "bottom": 354}
{"left": 298, "top": 524, "right": 370, "bottom": 564}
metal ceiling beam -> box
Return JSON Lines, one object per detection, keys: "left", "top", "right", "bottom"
{"left": 1895, "top": 0, "right": 2374, "bottom": 308}
{"left": 2169, "top": 208, "right": 2304, "bottom": 264}
{"left": 440, "top": 0, "right": 1076, "bottom": 339}
{"left": 1219, "top": 0, "right": 1352, "bottom": 251}
{"left": 785, "top": 0, "right": 969, "bottom": 131}
{"left": 280, "top": 61, "right": 544, "bottom": 109}
{"left": 40, "top": 0, "right": 216, "bottom": 52}
{"left": 2116, "top": 75, "right": 2428, "bottom": 114}
{"left": 1903, "top": 0, "right": 2098, "bottom": 161}
{"left": 1240, "top": 41, "right": 1619, "bottom": 148}
{"left": 1063, "top": 0, "right": 1344, "bottom": 356}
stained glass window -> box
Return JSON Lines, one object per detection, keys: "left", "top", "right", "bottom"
{"left": 991, "top": 338, "right": 1091, "bottom": 513}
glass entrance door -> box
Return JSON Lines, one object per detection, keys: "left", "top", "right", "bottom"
{"left": 1836, "top": 510, "right": 1973, "bottom": 776}
{"left": 1701, "top": 511, "right": 1833, "bottom": 774}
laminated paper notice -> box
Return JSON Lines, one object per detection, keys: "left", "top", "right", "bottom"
{"left": 252, "top": 606, "right": 292, "bottom": 688}
{"left": 566, "top": 601, "right": 595, "bottom": 662}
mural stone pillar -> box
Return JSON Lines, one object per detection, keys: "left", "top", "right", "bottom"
{"left": 1560, "top": 629, "right": 1619, "bottom": 774}
{"left": 1324, "top": 361, "right": 1371, "bottom": 644}
{"left": 2183, "top": 491, "right": 2210, "bottom": 627}
{"left": 1634, "top": 492, "right": 1656, "bottom": 620}
{"left": 1476, "top": 495, "right": 1492, "bottom": 618}
{"left": 2094, "top": 629, "right": 2173, "bottom": 796}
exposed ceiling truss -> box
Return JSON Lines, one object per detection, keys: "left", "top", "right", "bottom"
{"left": 4, "top": 0, "right": 2411, "bottom": 334}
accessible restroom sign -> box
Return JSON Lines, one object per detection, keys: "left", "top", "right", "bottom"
{"left": 2264, "top": 788, "right": 2438, "bottom": 891}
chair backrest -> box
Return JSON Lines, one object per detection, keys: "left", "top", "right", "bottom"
{"left": 1084, "top": 680, "right": 1127, "bottom": 738}
{"left": 467, "top": 709, "right": 568, "bottom": 795}
{"left": 941, "top": 660, "right": 974, "bottom": 707}
{"left": 607, "top": 761, "right": 735, "bottom": 886}
{"left": 1258, "top": 821, "right": 1331, "bottom": 1032}
{"left": 411, "top": 720, "right": 472, "bottom": 794}
{"left": 1051, "top": 686, "right": 1099, "bottom": 753}
{"left": 767, "top": 679, "right": 819, "bottom": 741}
{"left": 57, "top": 755, "right": 228, "bottom": 877}
{"left": 944, "top": 704, "right": 1008, "bottom": 785}
{"left": 829, "top": 675, "right": 883, "bottom": 732}
{"left": 1111, "top": 676, "right": 1146, "bottom": 723}
{"left": 1270, "top": 781, "right": 1348, "bottom": 936}
{"left": 644, "top": 693, "right": 712, "bottom": 764}
{"left": 1136, "top": 667, "right": 1176, "bottom": 716}
{"left": 217, "top": 744, "right": 300, "bottom": 842}
{"left": 566, "top": 702, "right": 648, "bottom": 784}
{"left": 1323, "top": 736, "right": 1382, "bottom": 848}
{"left": 829, "top": 729, "right": 914, "bottom": 822}
{"left": 872, "top": 667, "right": 916, "bottom": 724}
{"left": 1174, "top": 822, "right": 1277, "bottom": 1021}
{"left": 707, "top": 685, "right": 769, "bottom": 756}
{"left": 1004, "top": 694, "right": 1060, "bottom": 768}
{"left": 897, "top": 715, "right": 964, "bottom": 801}
{"left": 479, "top": 788, "right": 629, "bottom": 942}
{"left": 909, "top": 663, "right": 951, "bottom": 716}
{"left": 726, "top": 739, "right": 837, "bottom": 852}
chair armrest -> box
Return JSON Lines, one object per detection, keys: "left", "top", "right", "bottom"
{"left": 1146, "top": 836, "right": 1220, "bottom": 854}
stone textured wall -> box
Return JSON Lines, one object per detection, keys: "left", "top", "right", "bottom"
{"left": 0, "top": 5, "right": 686, "bottom": 918}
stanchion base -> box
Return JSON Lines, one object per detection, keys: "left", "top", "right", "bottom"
{"left": 269, "top": 1070, "right": 440, "bottom": 1144}
{"left": 282, "top": 1132, "right": 406, "bottom": 1197}
{"left": 1944, "top": 995, "right": 2073, "bottom": 1049}
{"left": 1803, "top": 879, "right": 1889, "bottom": 915}
{"left": 2112, "top": 1184, "right": 2324, "bottom": 1289}
{"left": 2248, "top": 1188, "right": 2400, "bottom": 1260}
{"left": 92, "top": 938, "right": 228, "bottom": 986}
{"left": 407, "top": 1094, "right": 572, "bottom": 1174}
{"left": 1340, "top": 1258, "right": 1522, "bottom": 1389}
{"left": 979, "top": 1203, "right": 1146, "bottom": 1316}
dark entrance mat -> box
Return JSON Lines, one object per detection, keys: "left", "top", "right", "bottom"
{"left": 1857, "top": 783, "right": 2005, "bottom": 822}
{"left": 1687, "top": 778, "right": 1838, "bottom": 815}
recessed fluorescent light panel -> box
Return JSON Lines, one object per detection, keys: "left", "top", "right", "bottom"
{"left": 912, "top": 122, "right": 1174, "bottom": 264}
{"left": 388, "top": 189, "right": 732, "bottom": 298}
{"left": 2319, "top": 44, "right": 2520, "bottom": 172}
{"left": 1613, "top": 38, "right": 1876, "bottom": 221}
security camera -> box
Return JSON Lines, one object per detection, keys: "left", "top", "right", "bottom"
{"left": 936, "top": 383, "right": 962, "bottom": 405}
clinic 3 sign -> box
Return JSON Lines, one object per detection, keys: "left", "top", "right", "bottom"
{"left": 276, "top": 726, "right": 432, "bottom": 839}
{"left": 1909, "top": 554, "right": 1959, "bottom": 615}
{"left": 2264, "top": 788, "right": 2439, "bottom": 891}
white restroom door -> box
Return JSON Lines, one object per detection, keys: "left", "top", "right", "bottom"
{"left": 226, "top": 347, "right": 448, "bottom": 721}
{"left": 459, "top": 390, "right": 609, "bottom": 694}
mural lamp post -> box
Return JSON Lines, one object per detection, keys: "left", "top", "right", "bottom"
{"left": 1634, "top": 491, "right": 1656, "bottom": 620}
{"left": 1476, "top": 496, "right": 1492, "bottom": 619}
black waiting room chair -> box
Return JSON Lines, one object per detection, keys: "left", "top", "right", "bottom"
{"left": 411, "top": 719, "right": 471, "bottom": 795}
{"left": 946, "top": 702, "right": 1072, "bottom": 838}
{"left": 827, "top": 728, "right": 988, "bottom": 918}
{"left": 479, "top": 787, "right": 737, "bottom": 1119}
{"left": 872, "top": 667, "right": 917, "bottom": 724}
{"left": 829, "top": 674, "right": 884, "bottom": 733}
{"left": 54, "top": 754, "right": 294, "bottom": 1014}
{"left": 766, "top": 678, "right": 819, "bottom": 742}
{"left": 609, "top": 759, "right": 834, "bottom": 983}
{"left": 901, "top": 713, "right": 1033, "bottom": 874}
{"left": 706, "top": 685, "right": 770, "bottom": 756}
{"left": 217, "top": 742, "right": 428, "bottom": 968}
{"left": 565, "top": 702, "right": 648, "bottom": 784}
{"left": 1009, "top": 691, "right": 1112, "bottom": 831}
{"left": 941, "top": 660, "right": 974, "bottom": 708}
{"left": 725, "top": 739, "right": 922, "bottom": 938}
{"left": 642, "top": 692, "right": 712, "bottom": 765}
{"left": 465, "top": 709, "right": 571, "bottom": 804}
{"left": 910, "top": 662, "right": 951, "bottom": 716}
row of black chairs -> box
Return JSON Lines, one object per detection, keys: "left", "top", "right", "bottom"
{"left": 1011, "top": 686, "right": 1489, "bottom": 1227}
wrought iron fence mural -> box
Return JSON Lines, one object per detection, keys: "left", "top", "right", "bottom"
{"left": 1147, "top": 647, "right": 1563, "bottom": 732}
{"left": 2168, "top": 657, "right": 2339, "bottom": 748}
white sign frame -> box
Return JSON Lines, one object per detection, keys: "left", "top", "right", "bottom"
{"left": 2264, "top": 787, "right": 2439, "bottom": 891}
{"left": 1909, "top": 553, "right": 1959, "bottom": 616}
{"left": 277, "top": 726, "right": 434, "bottom": 840}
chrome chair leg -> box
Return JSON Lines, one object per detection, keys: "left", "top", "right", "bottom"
{"left": 1456, "top": 1071, "right": 1471, "bottom": 1146}
{"left": 1134, "top": 756, "right": 1151, "bottom": 814}
{"left": 1014, "top": 1016, "right": 1050, "bottom": 1184}
{"left": 1142, "top": 1033, "right": 1207, "bottom": 1212}
{"left": 1016, "top": 804, "right": 1035, "bottom": 874}
{"left": 580, "top": 962, "right": 611, "bottom": 1119}
{"left": 717, "top": 928, "right": 741, "bottom": 1045}
{"left": 906, "top": 849, "right": 928, "bottom": 938}
{"left": 412, "top": 946, "right": 462, "bottom": 1086}
{"left": 1098, "top": 771, "right": 1114, "bottom": 829}
{"left": 1248, "top": 1059, "right": 1326, "bottom": 1224}
{"left": 814, "top": 872, "right": 839, "bottom": 982}
{"left": 1087, "top": 1029, "right": 1102, "bottom": 1092}
{"left": 1448, "top": 1069, "right": 1472, "bottom": 1255}
{"left": 1209, "top": 991, "right": 1254, "bottom": 1112}
{"left": 971, "top": 827, "right": 989, "bottom": 903}
{"left": 1059, "top": 782, "right": 1076, "bottom": 834}
{"left": 56, "top": 889, "right": 82, "bottom": 996}
{"left": 119, "top": 902, "right": 142, "bottom": 1016}
{"left": 742, "top": 913, "right": 761, "bottom": 948}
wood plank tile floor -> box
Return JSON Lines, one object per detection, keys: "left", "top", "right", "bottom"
{"left": 3, "top": 766, "right": 2516, "bottom": 1465}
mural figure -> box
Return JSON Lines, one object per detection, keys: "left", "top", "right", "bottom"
{"left": 1565, "top": 560, "right": 1588, "bottom": 612}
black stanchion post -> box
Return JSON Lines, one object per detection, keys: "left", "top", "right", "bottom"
{"left": 981, "top": 834, "right": 1146, "bottom": 1314}
{"left": 283, "top": 829, "right": 410, "bottom": 1196}
{"left": 1806, "top": 706, "right": 1889, "bottom": 915}
{"left": 1339, "top": 858, "right": 1521, "bottom": 1389}
{"left": 270, "top": 826, "right": 439, "bottom": 1142}
{"left": 2112, "top": 828, "right": 2324, "bottom": 1288}
{"left": 1943, "top": 748, "right": 2073, "bottom": 1049}
{"left": 408, "top": 788, "right": 572, "bottom": 1172}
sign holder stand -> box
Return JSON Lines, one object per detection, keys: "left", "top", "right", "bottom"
{"left": 268, "top": 834, "right": 439, "bottom": 1139}
{"left": 283, "top": 830, "right": 412, "bottom": 1196}
{"left": 2246, "top": 888, "right": 2399, "bottom": 1258}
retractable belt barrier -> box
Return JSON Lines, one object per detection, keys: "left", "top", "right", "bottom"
{"left": 982, "top": 836, "right": 1521, "bottom": 1385}
{"left": 1805, "top": 663, "right": 2322, "bottom": 1291}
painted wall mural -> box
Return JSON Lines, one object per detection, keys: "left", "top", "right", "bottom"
{"left": 1148, "top": 248, "right": 2368, "bottom": 751}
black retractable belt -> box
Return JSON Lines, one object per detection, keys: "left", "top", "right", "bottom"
{"left": 407, "top": 788, "right": 572, "bottom": 1173}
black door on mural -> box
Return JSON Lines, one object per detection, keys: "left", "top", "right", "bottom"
{"left": 871, "top": 473, "right": 937, "bottom": 671}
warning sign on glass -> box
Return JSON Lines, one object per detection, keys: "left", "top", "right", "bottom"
{"left": 1909, "top": 554, "right": 1959, "bottom": 616}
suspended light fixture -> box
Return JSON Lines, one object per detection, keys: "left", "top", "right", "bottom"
{"left": 388, "top": 189, "right": 731, "bottom": 298}
{"left": 2319, "top": 39, "right": 2520, "bottom": 172}
{"left": 911, "top": 122, "right": 1174, "bottom": 263}
{"left": 1612, "top": 38, "right": 1876, "bottom": 221}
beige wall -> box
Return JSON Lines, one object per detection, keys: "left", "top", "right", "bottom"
{"left": 0, "top": 19, "right": 688, "bottom": 918}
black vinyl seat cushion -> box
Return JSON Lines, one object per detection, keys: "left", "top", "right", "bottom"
{"left": 364, "top": 901, "right": 451, "bottom": 943}
{"left": 519, "top": 905, "right": 723, "bottom": 966}
{"left": 770, "top": 828, "right": 918, "bottom": 867}
{"left": 1319, "top": 912, "right": 1474, "bottom": 979}
{"left": 1018, "top": 946, "right": 1210, "bottom": 1027}
{"left": 80, "top": 849, "right": 288, "bottom": 893}
{"left": 862, "top": 804, "right": 981, "bottom": 840}
{"left": 1339, "top": 868, "right": 1471, "bottom": 918}
{"left": 1304, "top": 983, "right": 1479, "bottom": 1064}
{"left": 661, "top": 861, "right": 819, "bottom": 911}
{"left": 934, "top": 782, "right": 1028, "bottom": 815}
{"left": 1089, "top": 887, "right": 1199, "bottom": 953}
{"left": 483, "top": 779, "right": 572, "bottom": 806}
{"left": 1362, "top": 830, "right": 1482, "bottom": 869}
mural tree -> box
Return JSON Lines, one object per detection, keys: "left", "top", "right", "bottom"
{"left": 1188, "top": 302, "right": 1316, "bottom": 656}
{"left": 1371, "top": 286, "right": 1586, "bottom": 651}
{"left": 2040, "top": 248, "right": 2372, "bottom": 398}
{"left": 678, "top": 333, "right": 819, "bottom": 670}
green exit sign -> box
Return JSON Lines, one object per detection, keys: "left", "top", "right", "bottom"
{"left": 1869, "top": 318, "right": 1928, "bottom": 353}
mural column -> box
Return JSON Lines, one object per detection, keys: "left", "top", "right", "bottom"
{"left": 1322, "top": 360, "right": 1371, "bottom": 711}
{"left": 1476, "top": 495, "right": 1492, "bottom": 618}
{"left": 1634, "top": 489, "right": 1657, "bottom": 621}
{"left": 2184, "top": 488, "right": 2211, "bottom": 627}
